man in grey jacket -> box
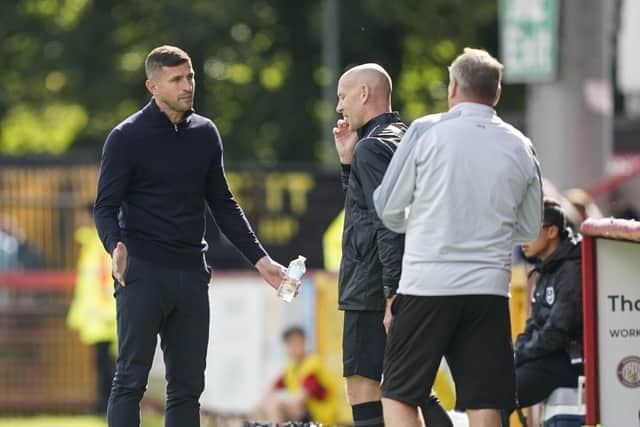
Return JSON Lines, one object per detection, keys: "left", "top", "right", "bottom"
{"left": 374, "top": 48, "right": 543, "bottom": 427}
{"left": 334, "top": 64, "right": 450, "bottom": 427}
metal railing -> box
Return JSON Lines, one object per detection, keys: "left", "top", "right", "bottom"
{"left": 0, "top": 271, "right": 95, "bottom": 413}
{"left": 0, "top": 165, "right": 98, "bottom": 269}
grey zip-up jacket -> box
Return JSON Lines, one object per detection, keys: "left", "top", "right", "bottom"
{"left": 338, "top": 112, "right": 407, "bottom": 311}
{"left": 373, "top": 103, "right": 542, "bottom": 297}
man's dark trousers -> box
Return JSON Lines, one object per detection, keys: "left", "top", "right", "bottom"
{"left": 501, "top": 352, "right": 582, "bottom": 426}
{"left": 107, "top": 255, "right": 210, "bottom": 427}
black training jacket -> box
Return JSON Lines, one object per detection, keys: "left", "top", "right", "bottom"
{"left": 338, "top": 112, "right": 406, "bottom": 311}
{"left": 515, "top": 238, "right": 583, "bottom": 365}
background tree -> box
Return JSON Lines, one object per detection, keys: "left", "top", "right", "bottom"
{"left": 0, "top": 0, "right": 522, "bottom": 165}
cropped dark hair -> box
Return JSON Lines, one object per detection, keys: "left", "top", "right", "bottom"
{"left": 543, "top": 198, "right": 569, "bottom": 240}
{"left": 282, "top": 326, "right": 305, "bottom": 342}
{"left": 145, "top": 45, "right": 191, "bottom": 79}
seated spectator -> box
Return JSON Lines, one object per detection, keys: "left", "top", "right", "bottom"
{"left": 253, "top": 327, "right": 337, "bottom": 425}
{"left": 610, "top": 189, "right": 639, "bottom": 220}
{"left": 540, "top": 178, "right": 581, "bottom": 234}
{"left": 564, "top": 187, "right": 603, "bottom": 227}
{"left": 0, "top": 216, "right": 45, "bottom": 269}
{"left": 502, "top": 199, "right": 583, "bottom": 426}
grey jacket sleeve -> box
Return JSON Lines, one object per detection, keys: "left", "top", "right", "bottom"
{"left": 352, "top": 140, "right": 404, "bottom": 291}
{"left": 373, "top": 123, "right": 421, "bottom": 233}
{"left": 514, "top": 140, "right": 543, "bottom": 243}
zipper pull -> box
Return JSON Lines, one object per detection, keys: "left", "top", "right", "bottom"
{"left": 174, "top": 124, "right": 179, "bottom": 132}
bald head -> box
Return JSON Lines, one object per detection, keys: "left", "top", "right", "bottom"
{"left": 336, "top": 63, "right": 393, "bottom": 131}
{"left": 340, "top": 63, "right": 392, "bottom": 101}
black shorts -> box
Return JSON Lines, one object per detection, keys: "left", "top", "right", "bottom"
{"left": 381, "top": 294, "right": 516, "bottom": 410}
{"left": 342, "top": 310, "right": 386, "bottom": 381}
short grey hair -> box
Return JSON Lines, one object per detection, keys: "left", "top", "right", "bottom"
{"left": 145, "top": 45, "right": 191, "bottom": 79}
{"left": 449, "top": 48, "right": 503, "bottom": 101}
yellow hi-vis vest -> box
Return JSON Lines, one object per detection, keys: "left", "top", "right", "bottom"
{"left": 67, "top": 226, "right": 117, "bottom": 351}
{"left": 282, "top": 354, "right": 337, "bottom": 425}
{"left": 322, "top": 209, "right": 344, "bottom": 273}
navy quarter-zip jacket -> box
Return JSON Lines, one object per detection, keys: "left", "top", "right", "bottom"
{"left": 94, "top": 98, "right": 266, "bottom": 271}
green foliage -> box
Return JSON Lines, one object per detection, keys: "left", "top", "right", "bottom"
{"left": 338, "top": 0, "right": 500, "bottom": 119}
{"left": 0, "top": 0, "right": 514, "bottom": 164}
{"left": 0, "top": 103, "right": 88, "bottom": 154}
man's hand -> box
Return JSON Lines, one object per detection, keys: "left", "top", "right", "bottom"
{"left": 112, "top": 241, "right": 128, "bottom": 287}
{"left": 333, "top": 119, "right": 359, "bottom": 164}
{"left": 384, "top": 294, "right": 397, "bottom": 335}
{"left": 255, "top": 256, "right": 287, "bottom": 290}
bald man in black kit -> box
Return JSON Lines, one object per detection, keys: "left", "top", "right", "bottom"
{"left": 333, "top": 64, "right": 452, "bottom": 427}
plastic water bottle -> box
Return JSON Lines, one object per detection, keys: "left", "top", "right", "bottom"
{"left": 277, "top": 255, "right": 306, "bottom": 302}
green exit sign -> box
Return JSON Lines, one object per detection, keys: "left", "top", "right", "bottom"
{"left": 499, "top": 0, "right": 558, "bottom": 83}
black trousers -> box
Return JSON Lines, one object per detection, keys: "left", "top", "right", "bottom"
{"left": 501, "top": 351, "right": 581, "bottom": 426}
{"left": 107, "top": 256, "right": 210, "bottom": 427}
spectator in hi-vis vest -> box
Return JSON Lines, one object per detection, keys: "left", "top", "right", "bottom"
{"left": 68, "top": 205, "right": 117, "bottom": 415}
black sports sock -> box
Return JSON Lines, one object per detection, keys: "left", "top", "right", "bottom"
{"left": 352, "top": 400, "right": 384, "bottom": 427}
{"left": 419, "top": 395, "right": 453, "bottom": 427}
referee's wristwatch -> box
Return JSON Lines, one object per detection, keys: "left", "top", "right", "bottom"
{"left": 383, "top": 286, "right": 396, "bottom": 299}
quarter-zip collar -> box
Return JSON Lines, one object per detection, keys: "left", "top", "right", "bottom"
{"left": 448, "top": 102, "right": 496, "bottom": 118}
{"left": 358, "top": 111, "right": 402, "bottom": 140}
{"left": 145, "top": 97, "right": 195, "bottom": 131}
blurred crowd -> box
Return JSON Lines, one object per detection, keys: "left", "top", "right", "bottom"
{"left": 0, "top": 217, "right": 45, "bottom": 270}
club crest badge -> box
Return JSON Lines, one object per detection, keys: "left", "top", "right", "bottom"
{"left": 617, "top": 356, "right": 640, "bottom": 388}
{"left": 545, "top": 286, "right": 555, "bottom": 305}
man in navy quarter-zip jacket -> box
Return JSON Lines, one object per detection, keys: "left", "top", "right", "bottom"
{"left": 94, "top": 45, "right": 287, "bottom": 427}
